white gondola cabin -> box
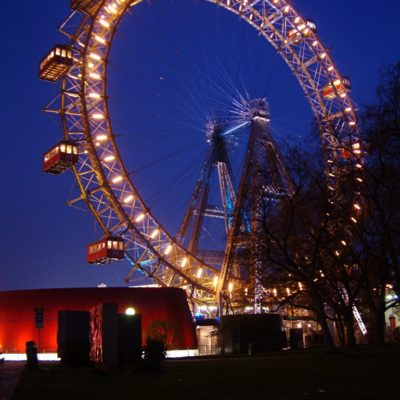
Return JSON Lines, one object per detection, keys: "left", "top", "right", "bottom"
{"left": 87, "top": 237, "right": 125, "bottom": 264}
{"left": 43, "top": 141, "right": 79, "bottom": 174}
{"left": 322, "top": 78, "right": 351, "bottom": 100}
{"left": 71, "top": 0, "right": 101, "bottom": 15}
{"left": 39, "top": 45, "right": 73, "bottom": 82}
{"left": 287, "top": 20, "right": 316, "bottom": 43}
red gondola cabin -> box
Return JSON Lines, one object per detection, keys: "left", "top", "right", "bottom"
{"left": 71, "top": 0, "right": 102, "bottom": 15}
{"left": 87, "top": 237, "right": 125, "bottom": 264}
{"left": 39, "top": 45, "right": 73, "bottom": 82}
{"left": 43, "top": 141, "right": 79, "bottom": 174}
{"left": 322, "top": 78, "right": 351, "bottom": 100}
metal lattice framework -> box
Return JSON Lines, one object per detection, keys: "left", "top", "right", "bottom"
{"left": 45, "top": 0, "right": 362, "bottom": 305}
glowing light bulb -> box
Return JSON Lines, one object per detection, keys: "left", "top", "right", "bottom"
{"left": 135, "top": 213, "right": 145, "bottom": 223}
{"left": 105, "top": 4, "right": 117, "bottom": 14}
{"left": 112, "top": 176, "right": 123, "bottom": 183}
{"left": 89, "top": 53, "right": 101, "bottom": 61}
{"left": 164, "top": 244, "right": 173, "bottom": 255}
{"left": 89, "top": 72, "right": 101, "bottom": 80}
{"left": 94, "top": 35, "right": 106, "bottom": 45}
{"left": 99, "top": 19, "right": 110, "bottom": 28}
{"left": 150, "top": 228, "right": 159, "bottom": 239}
{"left": 88, "top": 92, "right": 101, "bottom": 99}
{"left": 123, "top": 195, "right": 134, "bottom": 203}
{"left": 213, "top": 276, "right": 218, "bottom": 288}
{"left": 125, "top": 307, "right": 135, "bottom": 316}
{"left": 96, "top": 134, "right": 107, "bottom": 142}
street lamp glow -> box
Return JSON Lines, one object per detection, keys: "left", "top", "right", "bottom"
{"left": 125, "top": 307, "right": 136, "bottom": 316}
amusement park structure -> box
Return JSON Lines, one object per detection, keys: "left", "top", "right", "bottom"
{"left": 40, "top": 0, "right": 363, "bottom": 314}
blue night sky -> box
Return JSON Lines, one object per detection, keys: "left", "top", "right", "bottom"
{"left": 1, "top": 0, "right": 399, "bottom": 291}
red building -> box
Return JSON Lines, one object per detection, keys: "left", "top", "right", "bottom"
{"left": 0, "top": 287, "right": 196, "bottom": 353}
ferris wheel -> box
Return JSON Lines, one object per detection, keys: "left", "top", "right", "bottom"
{"left": 40, "top": 0, "right": 363, "bottom": 307}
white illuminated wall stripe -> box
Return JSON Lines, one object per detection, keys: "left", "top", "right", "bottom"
{"left": 2, "top": 350, "right": 199, "bottom": 361}
{"left": 2, "top": 353, "right": 61, "bottom": 362}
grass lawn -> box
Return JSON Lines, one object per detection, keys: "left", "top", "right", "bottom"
{"left": 12, "top": 345, "right": 400, "bottom": 400}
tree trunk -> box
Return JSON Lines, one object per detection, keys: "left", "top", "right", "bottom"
{"left": 367, "top": 291, "right": 386, "bottom": 345}
{"left": 369, "top": 307, "right": 386, "bottom": 344}
{"left": 316, "top": 307, "right": 337, "bottom": 352}
{"left": 335, "top": 318, "right": 346, "bottom": 347}
{"left": 310, "top": 289, "right": 337, "bottom": 352}
{"left": 344, "top": 311, "right": 356, "bottom": 347}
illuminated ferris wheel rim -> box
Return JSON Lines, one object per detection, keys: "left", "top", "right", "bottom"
{"left": 58, "top": 0, "right": 362, "bottom": 302}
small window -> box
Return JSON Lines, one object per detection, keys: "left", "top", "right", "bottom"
{"left": 67, "top": 50, "right": 72, "bottom": 59}
{"left": 107, "top": 240, "right": 112, "bottom": 249}
{"left": 66, "top": 145, "right": 72, "bottom": 154}
{"left": 60, "top": 144, "right": 66, "bottom": 153}
{"left": 56, "top": 48, "right": 61, "bottom": 56}
{"left": 73, "top": 146, "right": 78, "bottom": 155}
{"left": 119, "top": 242, "right": 124, "bottom": 251}
{"left": 61, "top": 49, "right": 66, "bottom": 58}
{"left": 112, "top": 241, "right": 118, "bottom": 250}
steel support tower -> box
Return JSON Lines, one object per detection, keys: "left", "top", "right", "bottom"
{"left": 217, "top": 99, "right": 294, "bottom": 315}
{"left": 175, "top": 123, "right": 237, "bottom": 266}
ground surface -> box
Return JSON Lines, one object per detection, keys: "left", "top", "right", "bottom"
{"left": 1, "top": 362, "right": 25, "bottom": 400}
{"left": 12, "top": 346, "right": 400, "bottom": 400}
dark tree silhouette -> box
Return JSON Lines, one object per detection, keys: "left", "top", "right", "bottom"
{"left": 354, "top": 62, "right": 400, "bottom": 343}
